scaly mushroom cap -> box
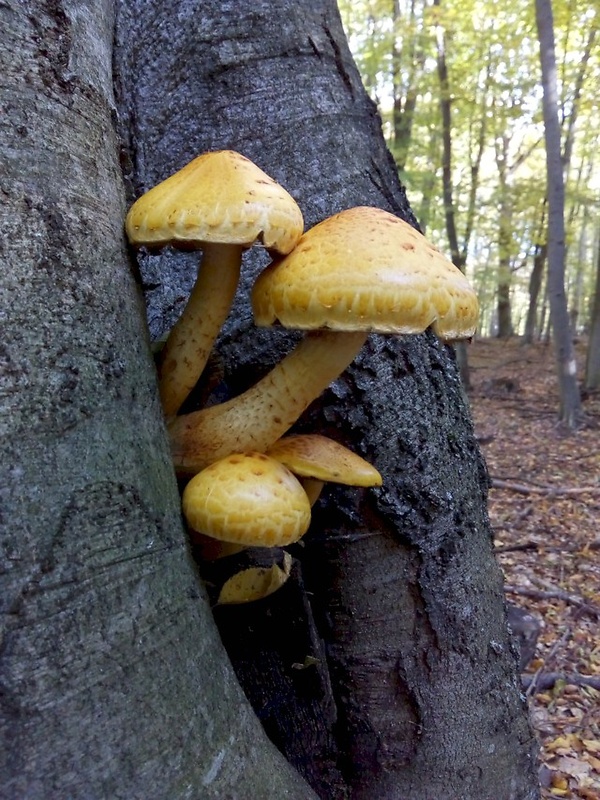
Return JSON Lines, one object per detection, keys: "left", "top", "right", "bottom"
{"left": 182, "top": 452, "right": 312, "bottom": 547}
{"left": 125, "top": 150, "right": 303, "bottom": 254}
{"left": 266, "top": 434, "right": 382, "bottom": 487}
{"left": 252, "top": 206, "right": 479, "bottom": 340}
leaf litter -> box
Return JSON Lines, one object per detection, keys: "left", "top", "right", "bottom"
{"left": 469, "top": 337, "right": 600, "bottom": 800}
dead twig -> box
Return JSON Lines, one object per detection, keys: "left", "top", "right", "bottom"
{"left": 495, "top": 542, "right": 539, "bottom": 553}
{"left": 525, "top": 622, "right": 575, "bottom": 698}
{"left": 495, "top": 539, "right": 600, "bottom": 553}
{"left": 491, "top": 478, "right": 600, "bottom": 496}
{"left": 504, "top": 585, "right": 600, "bottom": 620}
{"left": 522, "top": 672, "right": 600, "bottom": 692}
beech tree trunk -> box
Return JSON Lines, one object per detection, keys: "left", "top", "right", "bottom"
{"left": 0, "top": 4, "right": 316, "bottom": 798}
{"left": 497, "top": 202, "right": 515, "bottom": 337}
{"left": 535, "top": 0, "right": 582, "bottom": 427}
{"left": 115, "top": 2, "right": 540, "bottom": 799}
{"left": 433, "top": 0, "right": 475, "bottom": 389}
{"left": 585, "top": 222, "right": 600, "bottom": 391}
{"left": 1, "top": 1, "right": 540, "bottom": 798}
{"left": 523, "top": 241, "right": 547, "bottom": 344}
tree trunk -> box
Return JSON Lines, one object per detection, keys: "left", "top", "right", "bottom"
{"left": 433, "top": 0, "right": 472, "bottom": 390}
{"left": 434, "top": 0, "right": 461, "bottom": 271}
{"left": 0, "top": 3, "right": 317, "bottom": 798}
{"left": 585, "top": 223, "right": 600, "bottom": 390}
{"left": 523, "top": 241, "right": 547, "bottom": 344}
{"left": 115, "top": 2, "right": 540, "bottom": 799}
{"left": 496, "top": 150, "right": 515, "bottom": 338}
{"left": 497, "top": 267, "right": 515, "bottom": 338}
{"left": 391, "top": 0, "right": 423, "bottom": 173}
{"left": 535, "top": 0, "right": 582, "bottom": 427}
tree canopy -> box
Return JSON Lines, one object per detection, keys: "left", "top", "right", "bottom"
{"left": 338, "top": 0, "right": 600, "bottom": 349}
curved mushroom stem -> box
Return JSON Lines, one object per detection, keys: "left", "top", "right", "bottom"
{"left": 189, "top": 531, "right": 247, "bottom": 561}
{"left": 299, "top": 478, "right": 325, "bottom": 506}
{"left": 168, "top": 329, "right": 368, "bottom": 475}
{"left": 158, "top": 243, "right": 243, "bottom": 417}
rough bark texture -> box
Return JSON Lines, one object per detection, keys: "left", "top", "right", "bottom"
{"left": 114, "top": 1, "right": 540, "bottom": 798}
{"left": 0, "top": 3, "right": 317, "bottom": 798}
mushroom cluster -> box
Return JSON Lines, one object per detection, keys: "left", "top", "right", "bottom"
{"left": 169, "top": 205, "right": 479, "bottom": 474}
{"left": 126, "top": 152, "right": 480, "bottom": 595}
{"left": 126, "top": 150, "right": 304, "bottom": 417}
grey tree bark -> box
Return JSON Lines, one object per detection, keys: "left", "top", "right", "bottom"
{"left": 0, "top": 3, "right": 317, "bottom": 798}
{"left": 523, "top": 203, "right": 547, "bottom": 346}
{"left": 495, "top": 139, "right": 516, "bottom": 339}
{"left": 115, "top": 2, "right": 540, "bottom": 799}
{"left": 535, "top": 0, "right": 583, "bottom": 428}
{"left": 584, "top": 219, "right": 600, "bottom": 391}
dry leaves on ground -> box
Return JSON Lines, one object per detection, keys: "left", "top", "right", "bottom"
{"left": 469, "top": 337, "right": 600, "bottom": 800}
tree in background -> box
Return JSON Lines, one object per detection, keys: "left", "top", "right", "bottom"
{"left": 338, "top": 0, "right": 599, "bottom": 422}
{"left": 535, "top": 0, "right": 583, "bottom": 427}
{"left": 584, "top": 213, "right": 600, "bottom": 391}
{"left": 1, "top": 1, "right": 539, "bottom": 798}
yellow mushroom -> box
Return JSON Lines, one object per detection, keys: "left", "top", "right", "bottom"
{"left": 266, "top": 434, "right": 382, "bottom": 505}
{"left": 125, "top": 150, "right": 303, "bottom": 417}
{"left": 169, "top": 206, "right": 479, "bottom": 473}
{"left": 182, "top": 452, "right": 312, "bottom": 549}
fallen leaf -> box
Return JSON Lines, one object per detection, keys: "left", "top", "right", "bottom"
{"left": 556, "top": 755, "right": 590, "bottom": 781}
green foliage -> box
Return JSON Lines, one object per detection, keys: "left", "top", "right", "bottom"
{"left": 338, "top": 0, "right": 600, "bottom": 335}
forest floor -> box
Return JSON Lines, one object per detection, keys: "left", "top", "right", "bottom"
{"left": 468, "top": 337, "right": 600, "bottom": 800}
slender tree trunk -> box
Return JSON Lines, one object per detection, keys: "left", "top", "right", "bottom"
{"left": 417, "top": 125, "right": 442, "bottom": 233}
{"left": 497, "top": 263, "right": 515, "bottom": 338}
{"left": 0, "top": 4, "right": 317, "bottom": 798}
{"left": 496, "top": 150, "right": 515, "bottom": 338}
{"left": 115, "top": 2, "right": 540, "bottom": 798}
{"left": 561, "top": 27, "right": 596, "bottom": 183}
{"left": 535, "top": 0, "right": 582, "bottom": 427}
{"left": 585, "top": 223, "right": 600, "bottom": 390}
{"left": 524, "top": 241, "right": 547, "bottom": 344}
{"left": 392, "top": 0, "right": 423, "bottom": 172}
{"left": 568, "top": 218, "right": 588, "bottom": 334}
{"left": 433, "top": 0, "right": 472, "bottom": 388}
{"left": 433, "top": 0, "right": 461, "bottom": 270}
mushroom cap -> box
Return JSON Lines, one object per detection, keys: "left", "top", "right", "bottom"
{"left": 125, "top": 150, "right": 304, "bottom": 254}
{"left": 252, "top": 206, "right": 479, "bottom": 340}
{"left": 181, "top": 452, "right": 312, "bottom": 547}
{"left": 266, "top": 434, "right": 382, "bottom": 487}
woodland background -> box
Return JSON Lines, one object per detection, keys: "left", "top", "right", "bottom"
{"left": 1, "top": 0, "right": 597, "bottom": 798}
{"left": 339, "top": 0, "right": 600, "bottom": 394}
{"left": 336, "top": 1, "right": 600, "bottom": 796}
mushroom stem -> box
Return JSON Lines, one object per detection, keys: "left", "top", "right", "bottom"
{"left": 169, "top": 329, "right": 368, "bottom": 474}
{"left": 159, "top": 243, "right": 243, "bottom": 417}
{"left": 300, "top": 478, "right": 325, "bottom": 506}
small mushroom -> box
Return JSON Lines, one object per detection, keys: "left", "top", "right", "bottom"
{"left": 216, "top": 553, "right": 293, "bottom": 605}
{"left": 125, "top": 150, "right": 303, "bottom": 416}
{"left": 169, "top": 206, "right": 479, "bottom": 473}
{"left": 182, "top": 452, "right": 312, "bottom": 548}
{"left": 266, "top": 434, "right": 382, "bottom": 505}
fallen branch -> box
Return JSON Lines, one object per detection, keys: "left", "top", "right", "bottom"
{"left": 522, "top": 672, "right": 600, "bottom": 692}
{"left": 504, "top": 585, "right": 600, "bottom": 620}
{"left": 495, "top": 542, "right": 539, "bottom": 553}
{"left": 491, "top": 478, "right": 600, "bottom": 496}
{"left": 525, "top": 623, "right": 574, "bottom": 698}
{"left": 495, "top": 539, "right": 600, "bottom": 553}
